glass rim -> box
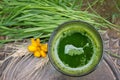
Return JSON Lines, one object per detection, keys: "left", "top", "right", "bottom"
{"left": 48, "top": 20, "right": 104, "bottom": 77}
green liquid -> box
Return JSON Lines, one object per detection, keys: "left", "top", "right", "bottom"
{"left": 58, "top": 32, "right": 93, "bottom": 68}
{"left": 49, "top": 21, "right": 103, "bottom": 76}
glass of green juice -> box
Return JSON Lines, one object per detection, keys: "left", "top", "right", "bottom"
{"left": 48, "top": 20, "right": 103, "bottom": 76}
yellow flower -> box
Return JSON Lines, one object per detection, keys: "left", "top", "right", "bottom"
{"left": 36, "top": 38, "right": 41, "bottom": 46}
{"left": 28, "top": 38, "right": 48, "bottom": 58}
{"left": 34, "top": 51, "right": 41, "bottom": 58}
{"left": 31, "top": 38, "right": 38, "bottom": 47}
{"left": 40, "top": 50, "right": 46, "bottom": 58}
{"left": 28, "top": 45, "right": 37, "bottom": 52}
{"left": 41, "top": 43, "right": 48, "bottom": 52}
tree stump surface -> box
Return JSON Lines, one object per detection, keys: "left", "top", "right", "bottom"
{"left": 0, "top": 29, "right": 120, "bottom": 80}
